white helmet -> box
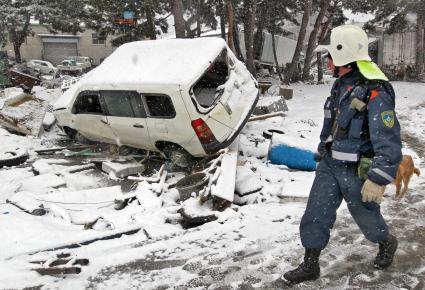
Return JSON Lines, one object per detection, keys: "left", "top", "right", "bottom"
{"left": 315, "top": 25, "right": 371, "bottom": 66}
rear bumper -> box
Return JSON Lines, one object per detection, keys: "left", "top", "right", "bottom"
{"left": 202, "top": 91, "right": 260, "bottom": 154}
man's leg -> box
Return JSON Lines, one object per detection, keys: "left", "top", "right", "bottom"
{"left": 342, "top": 174, "right": 397, "bottom": 269}
{"left": 300, "top": 158, "right": 343, "bottom": 250}
{"left": 283, "top": 157, "right": 343, "bottom": 284}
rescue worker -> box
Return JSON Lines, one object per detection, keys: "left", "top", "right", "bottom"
{"left": 282, "top": 25, "right": 402, "bottom": 284}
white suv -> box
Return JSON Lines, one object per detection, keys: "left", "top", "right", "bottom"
{"left": 53, "top": 38, "right": 258, "bottom": 161}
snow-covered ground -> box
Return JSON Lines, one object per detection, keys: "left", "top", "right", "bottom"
{"left": 0, "top": 80, "right": 424, "bottom": 289}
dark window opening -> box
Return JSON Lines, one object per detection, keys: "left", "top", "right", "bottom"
{"left": 101, "top": 91, "right": 146, "bottom": 118}
{"left": 144, "top": 94, "right": 175, "bottom": 118}
{"left": 72, "top": 92, "right": 103, "bottom": 114}
{"left": 192, "top": 49, "right": 229, "bottom": 108}
{"left": 92, "top": 33, "right": 106, "bottom": 45}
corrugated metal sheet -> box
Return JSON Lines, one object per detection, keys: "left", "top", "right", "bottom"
{"left": 383, "top": 32, "right": 416, "bottom": 66}
{"left": 260, "top": 33, "right": 297, "bottom": 66}
{"left": 43, "top": 42, "right": 78, "bottom": 65}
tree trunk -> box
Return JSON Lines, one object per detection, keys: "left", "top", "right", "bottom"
{"left": 13, "top": 41, "right": 22, "bottom": 63}
{"left": 225, "top": 0, "right": 235, "bottom": 52}
{"left": 302, "top": 0, "right": 329, "bottom": 81}
{"left": 416, "top": 13, "right": 424, "bottom": 78}
{"left": 284, "top": 0, "right": 312, "bottom": 84}
{"left": 9, "top": 14, "right": 30, "bottom": 63}
{"left": 271, "top": 32, "right": 283, "bottom": 82}
{"left": 145, "top": 0, "right": 156, "bottom": 40}
{"left": 254, "top": 4, "right": 265, "bottom": 60}
{"left": 243, "top": 0, "right": 257, "bottom": 75}
{"left": 316, "top": 24, "right": 330, "bottom": 83}
{"left": 217, "top": 0, "right": 226, "bottom": 40}
{"left": 196, "top": 0, "right": 202, "bottom": 37}
{"left": 172, "top": 0, "right": 186, "bottom": 38}
{"left": 233, "top": 22, "right": 245, "bottom": 61}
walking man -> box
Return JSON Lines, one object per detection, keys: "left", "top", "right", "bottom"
{"left": 283, "top": 25, "right": 402, "bottom": 284}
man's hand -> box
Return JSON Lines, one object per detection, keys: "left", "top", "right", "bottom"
{"left": 361, "top": 179, "right": 386, "bottom": 203}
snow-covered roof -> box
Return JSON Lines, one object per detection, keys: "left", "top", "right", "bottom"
{"left": 53, "top": 38, "right": 228, "bottom": 110}
{"left": 81, "top": 37, "right": 227, "bottom": 87}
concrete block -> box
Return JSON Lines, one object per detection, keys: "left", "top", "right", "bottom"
{"left": 253, "top": 95, "right": 288, "bottom": 115}
{"left": 279, "top": 87, "right": 293, "bottom": 100}
{"left": 102, "top": 161, "right": 145, "bottom": 178}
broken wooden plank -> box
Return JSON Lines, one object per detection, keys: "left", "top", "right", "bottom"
{"left": 35, "top": 145, "right": 96, "bottom": 155}
{"left": 30, "top": 258, "right": 89, "bottom": 267}
{"left": 248, "top": 111, "right": 285, "bottom": 122}
{"left": 210, "top": 137, "right": 239, "bottom": 203}
{"left": 128, "top": 164, "right": 165, "bottom": 182}
{"left": 32, "top": 266, "right": 81, "bottom": 276}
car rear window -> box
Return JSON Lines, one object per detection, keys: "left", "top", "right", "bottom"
{"left": 101, "top": 91, "right": 146, "bottom": 118}
{"left": 192, "top": 49, "right": 229, "bottom": 108}
{"left": 144, "top": 94, "right": 175, "bottom": 118}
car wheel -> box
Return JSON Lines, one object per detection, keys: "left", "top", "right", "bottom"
{"left": 63, "top": 127, "right": 78, "bottom": 139}
{"left": 163, "top": 146, "right": 196, "bottom": 169}
{"left": 63, "top": 127, "right": 92, "bottom": 144}
{"left": 0, "top": 148, "right": 29, "bottom": 168}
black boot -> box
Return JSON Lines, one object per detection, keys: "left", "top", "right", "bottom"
{"left": 374, "top": 234, "right": 398, "bottom": 269}
{"left": 282, "top": 248, "right": 321, "bottom": 284}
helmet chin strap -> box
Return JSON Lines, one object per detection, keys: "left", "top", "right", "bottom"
{"left": 333, "top": 66, "right": 339, "bottom": 78}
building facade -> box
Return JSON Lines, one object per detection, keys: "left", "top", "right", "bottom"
{"left": 3, "top": 24, "right": 116, "bottom": 65}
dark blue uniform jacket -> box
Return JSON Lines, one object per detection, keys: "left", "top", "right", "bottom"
{"left": 318, "top": 70, "right": 402, "bottom": 186}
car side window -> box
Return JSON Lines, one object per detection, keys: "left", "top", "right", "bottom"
{"left": 101, "top": 91, "right": 146, "bottom": 118}
{"left": 144, "top": 94, "right": 176, "bottom": 118}
{"left": 72, "top": 92, "right": 104, "bottom": 115}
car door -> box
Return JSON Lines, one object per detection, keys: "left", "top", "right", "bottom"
{"left": 71, "top": 91, "right": 117, "bottom": 143}
{"left": 101, "top": 90, "right": 154, "bottom": 150}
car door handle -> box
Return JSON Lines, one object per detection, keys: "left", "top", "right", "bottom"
{"left": 100, "top": 119, "right": 108, "bottom": 124}
{"left": 133, "top": 123, "right": 144, "bottom": 128}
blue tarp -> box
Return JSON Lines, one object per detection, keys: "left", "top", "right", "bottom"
{"left": 268, "top": 143, "right": 317, "bottom": 171}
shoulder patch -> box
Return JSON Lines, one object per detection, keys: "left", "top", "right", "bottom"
{"left": 381, "top": 110, "right": 395, "bottom": 128}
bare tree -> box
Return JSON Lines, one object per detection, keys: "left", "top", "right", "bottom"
{"left": 233, "top": 22, "right": 245, "bottom": 61}
{"left": 217, "top": 0, "right": 226, "bottom": 40}
{"left": 145, "top": 0, "right": 156, "bottom": 40}
{"left": 172, "top": 0, "right": 186, "bottom": 38}
{"left": 243, "top": 0, "right": 257, "bottom": 75}
{"left": 316, "top": 19, "right": 331, "bottom": 83}
{"left": 226, "top": 0, "right": 235, "bottom": 52}
{"left": 271, "top": 32, "right": 284, "bottom": 82}
{"left": 284, "top": 0, "right": 312, "bottom": 84}
{"left": 302, "top": 0, "right": 329, "bottom": 81}
{"left": 416, "top": 13, "right": 424, "bottom": 77}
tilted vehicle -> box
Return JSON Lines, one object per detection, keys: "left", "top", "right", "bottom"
{"left": 57, "top": 60, "right": 84, "bottom": 75}
{"left": 26, "top": 60, "right": 57, "bottom": 75}
{"left": 53, "top": 38, "right": 259, "bottom": 164}
{"left": 68, "top": 56, "right": 93, "bottom": 71}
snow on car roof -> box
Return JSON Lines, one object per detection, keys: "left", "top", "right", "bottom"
{"left": 87, "top": 37, "right": 226, "bottom": 86}
{"left": 54, "top": 38, "right": 228, "bottom": 110}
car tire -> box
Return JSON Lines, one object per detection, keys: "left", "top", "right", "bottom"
{"left": 63, "top": 126, "right": 78, "bottom": 139}
{"left": 263, "top": 129, "right": 285, "bottom": 139}
{"left": 163, "top": 146, "right": 196, "bottom": 169}
{"left": 0, "top": 148, "right": 29, "bottom": 168}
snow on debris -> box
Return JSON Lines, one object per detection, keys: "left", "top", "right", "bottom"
{"left": 1, "top": 81, "right": 425, "bottom": 289}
